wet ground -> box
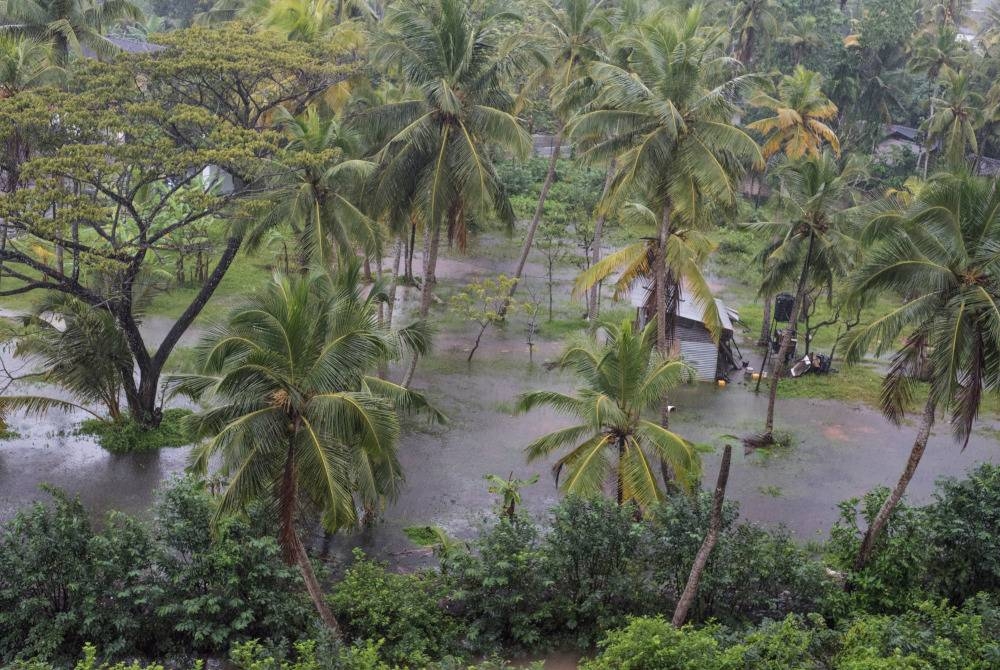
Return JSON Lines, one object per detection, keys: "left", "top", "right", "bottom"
{"left": 2, "top": 244, "right": 1000, "bottom": 563}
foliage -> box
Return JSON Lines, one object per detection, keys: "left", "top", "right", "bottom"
{"left": 0, "top": 489, "right": 154, "bottom": 662}
{"left": 441, "top": 516, "right": 548, "bottom": 652}
{"left": 0, "top": 479, "right": 316, "bottom": 664}
{"left": 449, "top": 275, "right": 523, "bottom": 361}
{"left": 517, "top": 319, "right": 700, "bottom": 506}
{"left": 581, "top": 617, "right": 733, "bottom": 670}
{"left": 78, "top": 408, "right": 193, "bottom": 454}
{"left": 329, "top": 549, "right": 459, "bottom": 666}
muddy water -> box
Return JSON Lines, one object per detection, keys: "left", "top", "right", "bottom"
{"left": 2, "top": 253, "right": 1000, "bottom": 554}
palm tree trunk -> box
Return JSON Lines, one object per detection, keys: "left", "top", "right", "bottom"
{"left": 762, "top": 232, "right": 815, "bottom": 440}
{"left": 418, "top": 221, "right": 441, "bottom": 318}
{"left": 672, "top": 444, "right": 732, "bottom": 627}
{"left": 500, "top": 129, "right": 563, "bottom": 317}
{"left": 405, "top": 218, "right": 416, "bottom": 282}
{"left": 758, "top": 296, "right": 772, "bottom": 346}
{"left": 385, "top": 239, "right": 403, "bottom": 330}
{"left": 280, "top": 435, "right": 340, "bottom": 634}
{"left": 655, "top": 205, "right": 671, "bottom": 356}
{"left": 588, "top": 159, "right": 616, "bottom": 323}
{"left": 853, "top": 395, "right": 936, "bottom": 571}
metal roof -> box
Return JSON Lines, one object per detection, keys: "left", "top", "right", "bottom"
{"left": 629, "top": 279, "right": 736, "bottom": 334}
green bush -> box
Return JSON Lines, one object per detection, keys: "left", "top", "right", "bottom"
{"left": 0, "top": 489, "right": 155, "bottom": 662}
{"left": 647, "top": 493, "right": 834, "bottom": 624}
{"left": 151, "top": 477, "right": 315, "bottom": 654}
{"left": 330, "top": 549, "right": 459, "bottom": 666}
{"left": 442, "top": 516, "right": 549, "bottom": 652}
{"left": 540, "top": 497, "right": 650, "bottom": 647}
{"left": 924, "top": 464, "right": 1000, "bottom": 602}
{"left": 834, "top": 597, "right": 1000, "bottom": 669}
{"left": 581, "top": 617, "right": 734, "bottom": 670}
{"left": 828, "top": 488, "right": 932, "bottom": 613}
{"left": 78, "top": 408, "right": 193, "bottom": 454}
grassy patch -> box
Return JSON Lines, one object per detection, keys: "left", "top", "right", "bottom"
{"left": 0, "top": 426, "right": 20, "bottom": 440}
{"left": 145, "top": 253, "right": 275, "bottom": 321}
{"left": 403, "top": 525, "right": 447, "bottom": 547}
{"left": 775, "top": 364, "right": 887, "bottom": 407}
{"left": 78, "top": 408, "right": 194, "bottom": 454}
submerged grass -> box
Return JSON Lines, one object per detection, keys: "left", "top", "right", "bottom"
{"left": 78, "top": 408, "right": 194, "bottom": 454}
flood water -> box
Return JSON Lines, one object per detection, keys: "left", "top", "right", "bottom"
{"left": 2, "top": 261, "right": 1000, "bottom": 567}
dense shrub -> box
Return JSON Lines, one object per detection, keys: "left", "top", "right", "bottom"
{"left": 78, "top": 408, "right": 193, "bottom": 454}
{"left": 828, "top": 488, "right": 932, "bottom": 613}
{"left": 329, "top": 549, "right": 459, "bottom": 666}
{"left": 0, "top": 489, "right": 155, "bottom": 661}
{"left": 580, "top": 617, "right": 732, "bottom": 670}
{"left": 0, "top": 479, "right": 315, "bottom": 664}
{"left": 540, "top": 497, "right": 650, "bottom": 646}
{"left": 151, "top": 478, "right": 315, "bottom": 653}
{"left": 647, "top": 492, "right": 835, "bottom": 623}
{"left": 442, "top": 516, "right": 549, "bottom": 652}
{"left": 923, "top": 464, "right": 1000, "bottom": 602}
{"left": 835, "top": 597, "right": 1000, "bottom": 669}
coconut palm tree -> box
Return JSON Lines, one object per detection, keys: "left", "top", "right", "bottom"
{"left": 501, "top": 0, "right": 610, "bottom": 313}
{"left": 172, "top": 273, "right": 444, "bottom": 632}
{"left": 845, "top": 172, "right": 1000, "bottom": 570}
{"left": 568, "top": 7, "right": 761, "bottom": 357}
{"left": 729, "top": 0, "right": 780, "bottom": 66}
{"left": 572, "top": 201, "right": 723, "bottom": 344}
{"left": 362, "top": 0, "right": 532, "bottom": 319}
{"left": 244, "top": 106, "right": 379, "bottom": 275}
{"left": 779, "top": 14, "right": 822, "bottom": 66}
{"left": 923, "top": 69, "right": 983, "bottom": 171}
{"left": 0, "top": 0, "right": 143, "bottom": 63}
{"left": 749, "top": 152, "right": 866, "bottom": 446}
{"left": 0, "top": 34, "right": 59, "bottom": 96}
{"left": 516, "top": 318, "right": 700, "bottom": 507}
{"left": 748, "top": 66, "right": 840, "bottom": 160}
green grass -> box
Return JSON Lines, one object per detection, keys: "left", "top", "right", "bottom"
{"left": 403, "top": 525, "right": 447, "bottom": 547}
{"left": 78, "top": 408, "right": 194, "bottom": 454}
{"left": 146, "top": 253, "right": 276, "bottom": 322}
{"left": 775, "top": 363, "right": 888, "bottom": 407}
{"left": 0, "top": 427, "right": 20, "bottom": 440}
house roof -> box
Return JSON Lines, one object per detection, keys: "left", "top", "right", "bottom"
{"left": 885, "top": 124, "right": 920, "bottom": 141}
{"left": 629, "top": 279, "right": 736, "bottom": 333}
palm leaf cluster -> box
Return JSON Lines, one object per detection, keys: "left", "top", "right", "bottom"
{"left": 517, "top": 319, "right": 700, "bottom": 508}
{"left": 846, "top": 172, "right": 1000, "bottom": 446}
{"left": 362, "top": 0, "right": 534, "bottom": 251}
{"left": 569, "top": 7, "right": 761, "bottom": 222}
{"left": 748, "top": 65, "right": 840, "bottom": 160}
{"left": 0, "top": 0, "right": 143, "bottom": 63}
{"left": 172, "top": 273, "right": 444, "bottom": 537}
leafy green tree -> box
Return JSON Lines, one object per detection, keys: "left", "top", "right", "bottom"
{"left": 449, "top": 274, "right": 522, "bottom": 362}
{"left": 246, "top": 106, "right": 378, "bottom": 275}
{"left": 844, "top": 172, "right": 1000, "bottom": 570}
{"left": 750, "top": 152, "right": 865, "bottom": 446}
{"left": 749, "top": 66, "right": 840, "bottom": 160}
{"left": 0, "top": 27, "right": 351, "bottom": 427}
{"left": 149, "top": 0, "right": 215, "bottom": 28}
{"left": 174, "top": 274, "right": 444, "bottom": 632}
{"left": 503, "top": 0, "right": 610, "bottom": 312}
{"left": 923, "top": 69, "right": 983, "bottom": 170}
{"left": 516, "top": 318, "right": 700, "bottom": 507}
{"left": 0, "top": 0, "right": 143, "bottom": 63}
{"left": 568, "top": 8, "right": 761, "bottom": 357}
{"left": 363, "top": 0, "right": 532, "bottom": 319}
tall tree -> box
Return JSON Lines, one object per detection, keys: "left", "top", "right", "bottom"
{"left": 364, "top": 0, "right": 532, "bottom": 320}
{"left": 748, "top": 66, "right": 840, "bottom": 160}
{"left": 845, "top": 173, "right": 1000, "bottom": 570}
{"left": 175, "top": 274, "right": 444, "bottom": 631}
{"left": 923, "top": 69, "right": 983, "bottom": 171}
{"left": 501, "top": 0, "right": 609, "bottom": 313}
{"left": 0, "top": 27, "right": 351, "bottom": 427}
{"left": 749, "top": 152, "right": 865, "bottom": 446}
{"left": 245, "top": 106, "right": 379, "bottom": 275}
{"left": 516, "top": 318, "right": 700, "bottom": 507}
{"left": 0, "top": 0, "right": 143, "bottom": 63}
{"left": 568, "top": 7, "right": 761, "bottom": 357}
{"left": 729, "top": 0, "right": 780, "bottom": 66}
